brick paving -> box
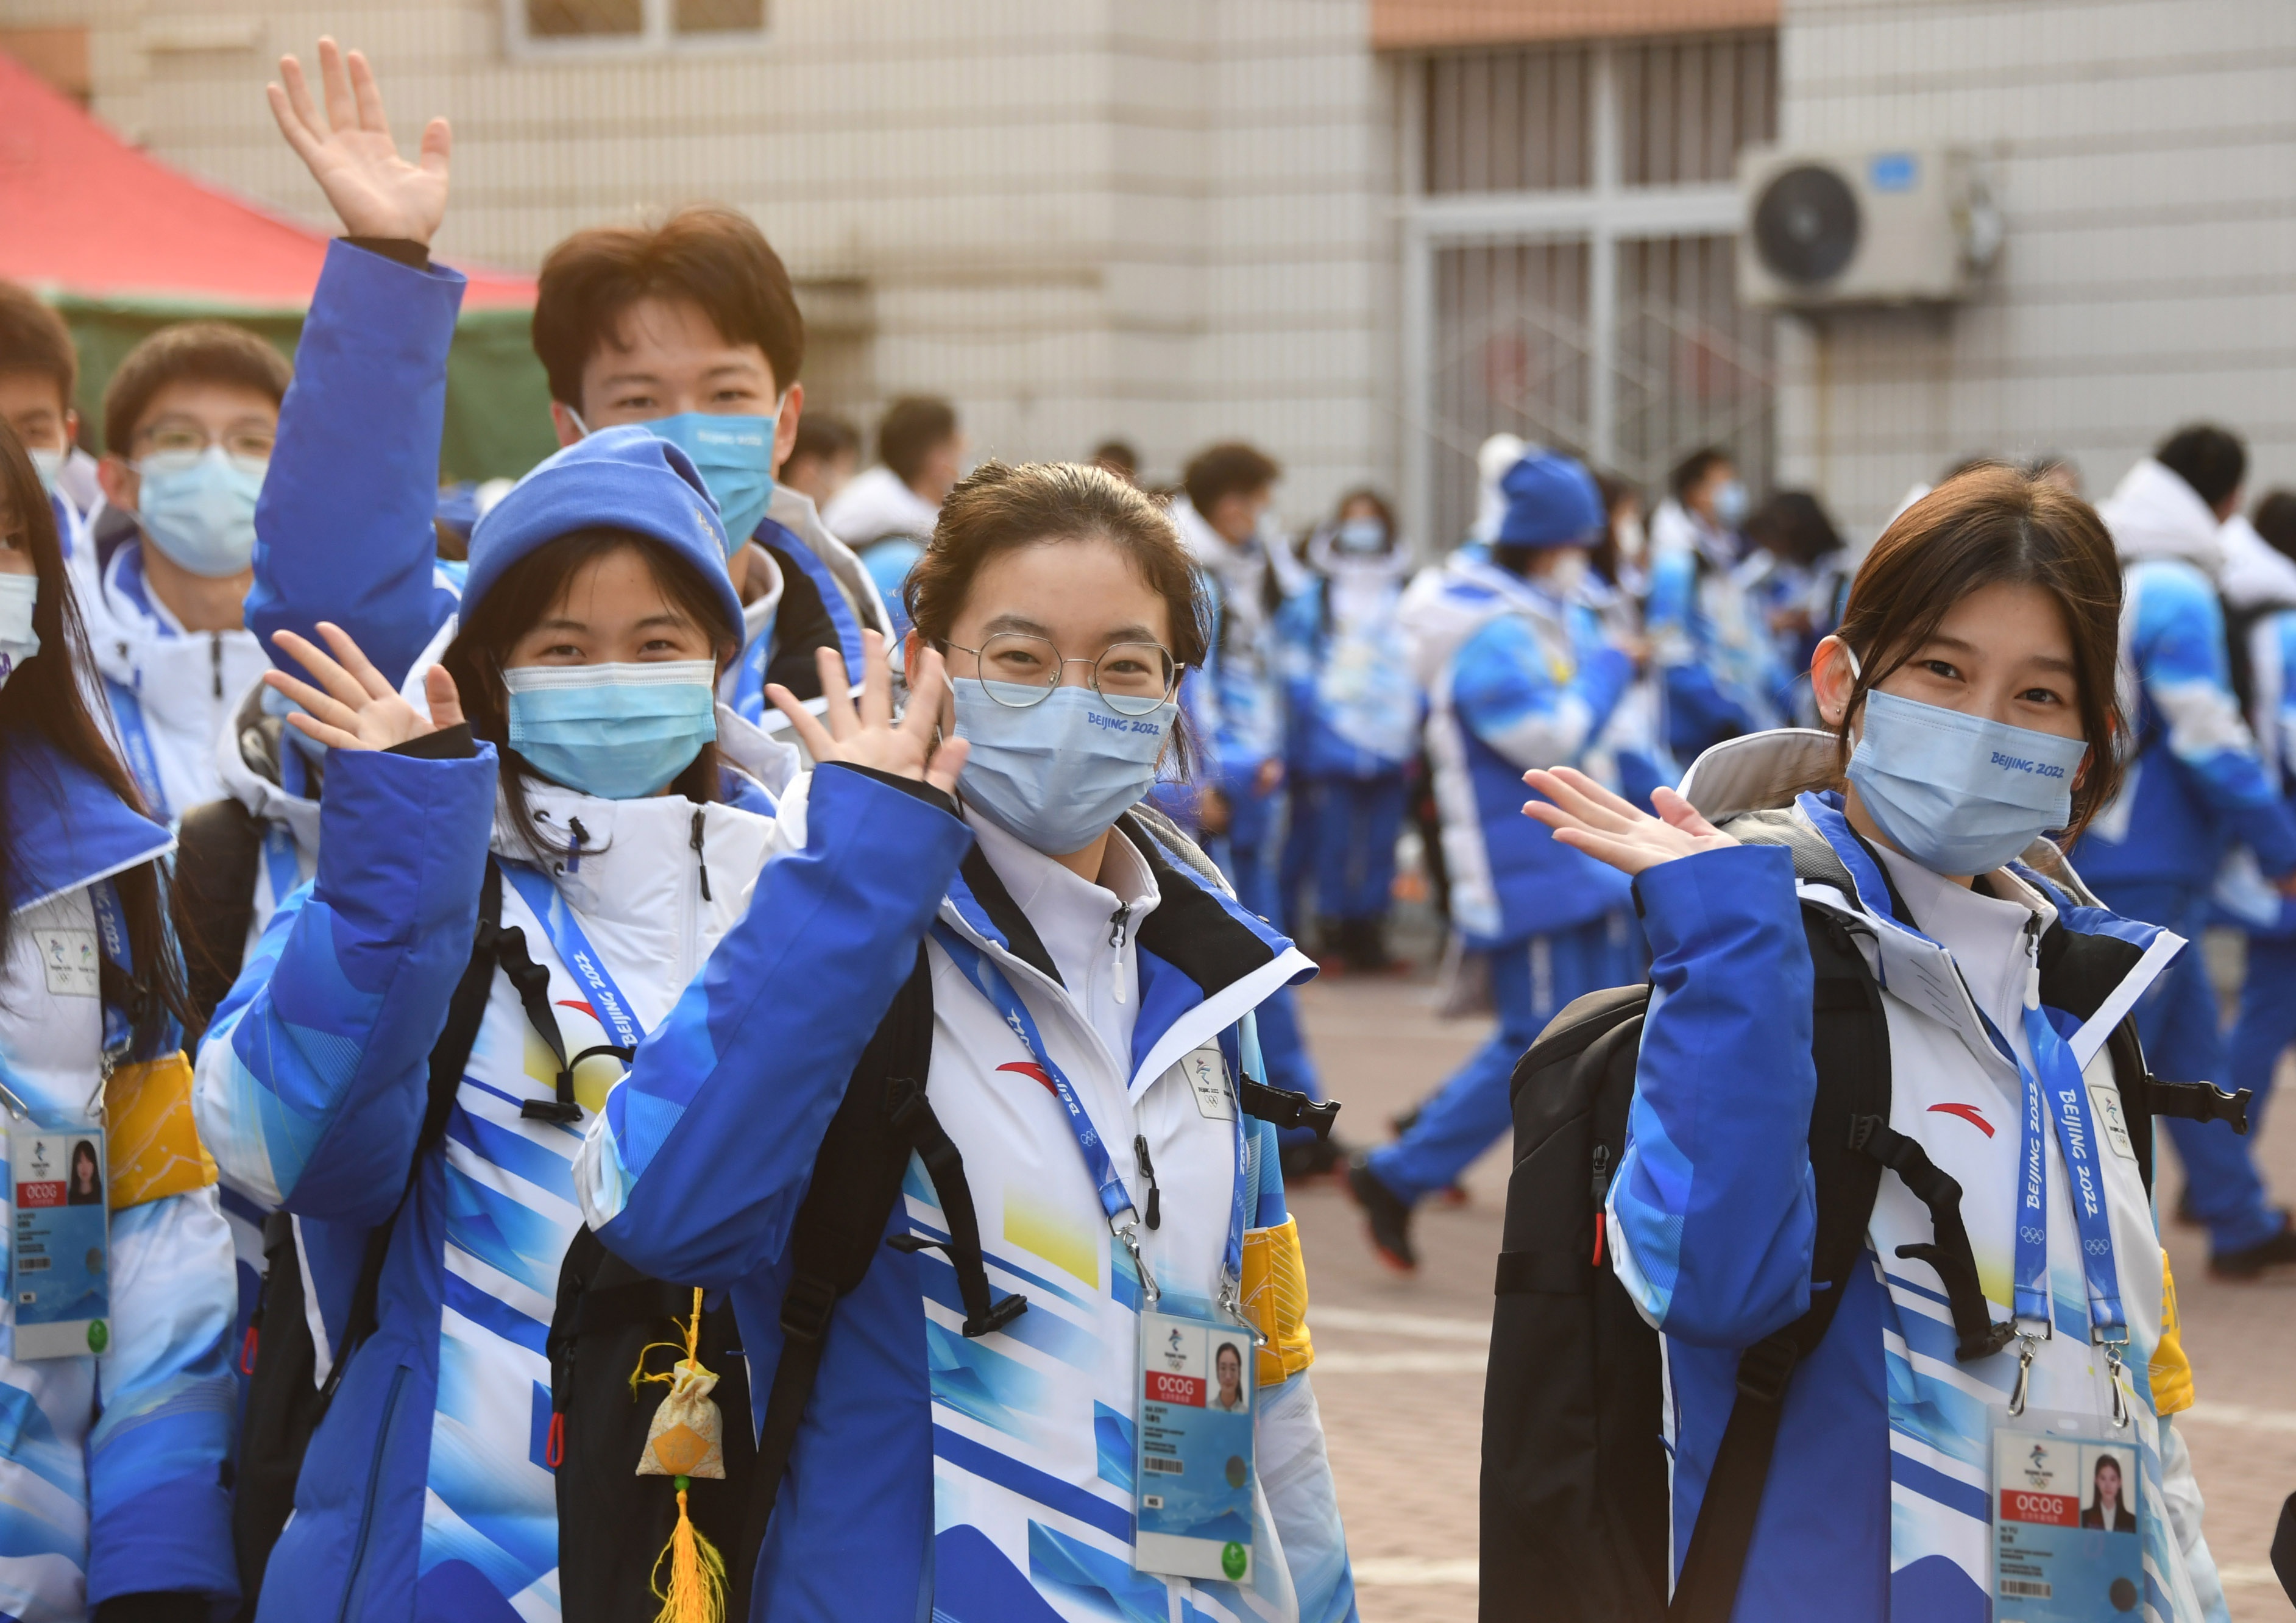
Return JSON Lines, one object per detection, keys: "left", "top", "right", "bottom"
{"left": 1289, "top": 965, "right": 2296, "bottom": 1622}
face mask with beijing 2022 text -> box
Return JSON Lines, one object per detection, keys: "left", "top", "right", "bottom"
{"left": 1846, "top": 683, "right": 2087, "bottom": 877}
{"left": 953, "top": 682, "right": 1176, "bottom": 857}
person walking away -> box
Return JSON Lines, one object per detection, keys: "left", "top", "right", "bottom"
{"left": 1539, "top": 467, "right": 2227, "bottom": 1620}
{"left": 1347, "top": 450, "right": 1643, "bottom": 1270}
{"left": 1646, "top": 445, "right": 1788, "bottom": 761}
{"left": 193, "top": 426, "right": 803, "bottom": 1621}
{"left": 577, "top": 459, "right": 1356, "bottom": 1622}
{"left": 1275, "top": 489, "right": 1419, "bottom": 970}
{"left": 0, "top": 422, "right": 241, "bottom": 1621}
{"left": 824, "top": 394, "right": 965, "bottom": 631}
{"left": 2072, "top": 425, "right": 2296, "bottom": 1278}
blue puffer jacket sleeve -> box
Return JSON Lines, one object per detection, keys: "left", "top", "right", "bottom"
{"left": 1606, "top": 843, "right": 1818, "bottom": 1346}
{"left": 1648, "top": 547, "right": 1759, "bottom": 755}
{"left": 1451, "top": 614, "right": 1633, "bottom": 772}
{"left": 2130, "top": 559, "right": 2296, "bottom": 874}
{"left": 193, "top": 743, "right": 498, "bottom": 1223}
{"left": 247, "top": 240, "right": 466, "bottom": 692}
{"left": 580, "top": 765, "right": 974, "bottom": 1284}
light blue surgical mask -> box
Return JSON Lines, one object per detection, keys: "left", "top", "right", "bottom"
{"left": 132, "top": 446, "right": 265, "bottom": 576}
{"left": 954, "top": 682, "right": 1177, "bottom": 856}
{"left": 502, "top": 660, "right": 718, "bottom": 801}
{"left": 29, "top": 448, "right": 64, "bottom": 495}
{"left": 1712, "top": 478, "right": 1749, "bottom": 529}
{"left": 576, "top": 408, "right": 778, "bottom": 558}
{"left": 1846, "top": 685, "right": 2087, "bottom": 876}
{"left": 1335, "top": 517, "right": 1388, "bottom": 554}
{"left": 0, "top": 575, "right": 38, "bottom": 691}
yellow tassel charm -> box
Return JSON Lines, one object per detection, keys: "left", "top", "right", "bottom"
{"left": 636, "top": 1290, "right": 729, "bottom": 1623}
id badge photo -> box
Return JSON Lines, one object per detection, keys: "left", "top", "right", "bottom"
{"left": 1992, "top": 1407, "right": 2144, "bottom": 1619}
{"left": 11, "top": 1126, "right": 110, "bottom": 1360}
{"left": 1135, "top": 1298, "right": 1255, "bottom": 1583}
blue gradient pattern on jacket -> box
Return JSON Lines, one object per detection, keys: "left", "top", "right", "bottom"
{"left": 1645, "top": 512, "right": 1788, "bottom": 758}
{"left": 2075, "top": 556, "right": 2296, "bottom": 890}
{"left": 1275, "top": 567, "right": 1420, "bottom": 781}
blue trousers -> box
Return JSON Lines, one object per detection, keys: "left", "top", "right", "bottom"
{"left": 1211, "top": 801, "right": 1325, "bottom": 1113}
{"left": 1304, "top": 774, "right": 1408, "bottom": 923}
{"left": 2099, "top": 882, "right": 2281, "bottom": 1253}
{"left": 1369, "top": 911, "right": 1642, "bottom": 1203}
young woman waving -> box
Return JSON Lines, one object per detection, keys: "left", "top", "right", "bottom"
{"left": 0, "top": 424, "right": 239, "bottom": 1620}
{"left": 1533, "top": 468, "right": 2230, "bottom": 1621}
{"left": 579, "top": 461, "right": 1357, "bottom": 1623}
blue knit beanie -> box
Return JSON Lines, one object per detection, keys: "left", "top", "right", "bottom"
{"left": 465, "top": 426, "right": 743, "bottom": 637}
{"left": 1496, "top": 450, "right": 1605, "bottom": 548}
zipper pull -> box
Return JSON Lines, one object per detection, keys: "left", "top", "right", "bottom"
{"left": 2023, "top": 914, "right": 2043, "bottom": 1011}
{"left": 1134, "top": 1134, "right": 1161, "bottom": 1230}
{"left": 565, "top": 816, "right": 590, "bottom": 875}
{"left": 690, "top": 808, "right": 712, "bottom": 902}
{"left": 1589, "top": 1142, "right": 1612, "bottom": 1265}
{"left": 1108, "top": 903, "right": 1131, "bottom": 1005}
{"left": 211, "top": 634, "right": 224, "bottom": 699}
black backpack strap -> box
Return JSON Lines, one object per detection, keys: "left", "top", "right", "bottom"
{"left": 883, "top": 1079, "right": 1029, "bottom": 1339}
{"left": 174, "top": 797, "right": 264, "bottom": 1038}
{"left": 489, "top": 913, "right": 592, "bottom": 1125}
{"left": 1848, "top": 1116, "right": 2016, "bottom": 1363}
{"left": 1237, "top": 1078, "right": 1340, "bottom": 1139}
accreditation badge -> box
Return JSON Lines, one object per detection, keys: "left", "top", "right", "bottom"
{"left": 1991, "top": 1408, "right": 2145, "bottom": 1619}
{"left": 1135, "top": 1298, "right": 1255, "bottom": 1582}
{"left": 10, "top": 1126, "right": 110, "bottom": 1360}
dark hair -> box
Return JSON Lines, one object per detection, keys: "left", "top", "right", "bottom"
{"left": 534, "top": 207, "right": 805, "bottom": 411}
{"left": 789, "top": 412, "right": 859, "bottom": 465}
{"left": 1825, "top": 467, "right": 2126, "bottom": 840}
{"left": 878, "top": 397, "right": 959, "bottom": 484}
{"left": 2156, "top": 423, "right": 2247, "bottom": 511}
{"left": 102, "top": 322, "right": 289, "bottom": 456}
{"left": 1745, "top": 490, "right": 1844, "bottom": 569}
{"left": 2025, "top": 452, "right": 2078, "bottom": 485}
{"left": 1183, "top": 442, "right": 1281, "bottom": 516}
{"left": 72, "top": 1140, "right": 96, "bottom": 1173}
{"left": 440, "top": 529, "right": 742, "bottom": 858}
{"left": 1669, "top": 446, "right": 1731, "bottom": 503}
{"left": 1091, "top": 440, "right": 1139, "bottom": 480}
{"left": 0, "top": 282, "right": 77, "bottom": 412}
{"left": 905, "top": 461, "right": 1210, "bottom": 774}
{"left": 0, "top": 423, "right": 189, "bottom": 1048}
{"left": 2253, "top": 490, "right": 2296, "bottom": 562}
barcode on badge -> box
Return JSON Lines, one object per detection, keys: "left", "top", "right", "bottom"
{"left": 1146, "top": 1456, "right": 1185, "bottom": 1474}
{"left": 2000, "top": 1580, "right": 2051, "bottom": 1599}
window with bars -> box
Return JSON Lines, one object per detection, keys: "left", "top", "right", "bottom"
{"left": 515, "top": 0, "right": 764, "bottom": 50}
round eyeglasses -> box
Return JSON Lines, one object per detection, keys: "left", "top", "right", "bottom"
{"left": 944, "top": 633, "right": 1178, "bottom": 716}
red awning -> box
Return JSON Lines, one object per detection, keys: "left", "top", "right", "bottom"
{"left": 0, "top": 51, "right": 533, "bottom": 311}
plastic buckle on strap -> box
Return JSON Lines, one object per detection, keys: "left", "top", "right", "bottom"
{"left": 2151, "top": 1079, "right": 2253, "bottom": 1136}
{"left": 1238, "top": 1080, "right": 1342, "bottom": 1140}
{"left": 520, "top": 1094, "right": 583, "bottom": 1123}
{"left": 964, "top": 1293, "right": 1029, "bottom": 1339}
{"left": 778, "top": 1274, "right": 839, "bottom": 1345}
{"left": 1735, "top": 1336, "right": 1800, "bottom": 1407}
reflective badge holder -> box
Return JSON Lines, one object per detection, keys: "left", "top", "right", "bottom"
{"left": 1991, "top": 1407, "right": 2145, "bottom": 1619}
{"left": 10, "top": 1126, "right": 110, "bottom": 1359}
{"left": 1135, "top": 1295, "right": 1256, "bottom": 1583}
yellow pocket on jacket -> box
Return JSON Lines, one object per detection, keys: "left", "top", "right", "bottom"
{"left": 104, "top": 1052, "right": 219, "bottom": 1210}
{"left": 1240, "top": 1215, "right": 1315, "bottom": 1388}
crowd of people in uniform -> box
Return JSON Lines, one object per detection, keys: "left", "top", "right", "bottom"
{"left": 0, "top": 34, "right": 2286, "bottom": 1623}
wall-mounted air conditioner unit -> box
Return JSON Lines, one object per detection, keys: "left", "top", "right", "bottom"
{"left": 1737, "top": 146, "right": 2000, "bottom": 308}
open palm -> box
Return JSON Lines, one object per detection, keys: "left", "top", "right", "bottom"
{"left": 269, "top": 38, "right": 450, "bottom": 246}
{"left": 1522, "top": 766, "right": 1738, "bottom": 877}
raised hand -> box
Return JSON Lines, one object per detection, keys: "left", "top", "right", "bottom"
{"left": 768, "top": 630, "right": 970, "bottom": 796}
{"left": 264, "top": 622, "right": 463, "bottom": 752}
{"left": 1521, "top": 766, "right": 1737, "bottom": 877}
{"left": 268, "top": 38, "right": 450, "bottom": 246}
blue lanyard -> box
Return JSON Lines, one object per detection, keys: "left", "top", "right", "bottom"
{"left": 501, "top": 864, "right": 648, "bottom": 1050}
{"left": 929, "top": 921, "right": 1250, "bottom": 1303}
{"left": 261, "top": 825, "right": 302, "bottom": 913}
{"left": 727, "top": 629, "right": 769, "bottom": 725}
{"left": 105, "top": 682, "right": 168, "bottom": 825}
{"left": 2011, "top": 1003, "right": 2126, "bottom": 1343}
{"left": 87, "top": 881, "right": 136, "bottom": 1067}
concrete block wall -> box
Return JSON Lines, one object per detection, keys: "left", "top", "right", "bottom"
{"left": 1777, "top": 0, "right": 2296, "bottom": 536}
{"left": 0, "top": 0, "right": 1394, "bottom": 529}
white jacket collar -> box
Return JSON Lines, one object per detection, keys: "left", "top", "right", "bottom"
{"left": 2217, "top": 513, "right": 2296, "bottom": 609}
{"left": 213, "top": 674, "right": 324, "bottom": 851}
{"left": 2101, "top": 458, "right": 2223, "bottom": 574}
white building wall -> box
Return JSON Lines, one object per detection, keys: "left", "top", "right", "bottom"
{"left": 1776, "top": 0, "right": 2296, "bottom": 534}
{"left": 0, "top": 0, "right": 1392, "bottom": 526}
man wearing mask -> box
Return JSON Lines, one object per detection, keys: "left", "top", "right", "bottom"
{"left": 83, "top": 322, "right": 288, "bottom": 822}
{"left": 0, "top": 281, "right": 98, "bottom": 557}
{"left": 1646, "top": 444, "right": 1785, "bottom": 760}
{"left": 2075, "top": 423, "right": 2296, "bottom": 1278}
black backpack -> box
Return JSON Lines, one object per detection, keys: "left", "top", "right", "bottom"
{"left": 1478, "top": 810, "right": 2251, "bottom": 1623}
{"left": 174, "top": 796, "right": 266, "bottom": 1041}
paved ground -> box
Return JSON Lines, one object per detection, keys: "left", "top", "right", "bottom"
{"left": 1288, "top": 960, "right": 2296, "bottom": 1622}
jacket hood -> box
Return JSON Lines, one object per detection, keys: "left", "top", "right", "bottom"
{"left": 2, "top": 731, "right": 172, "bottom": 914}
{"left": 2217, "top": 512, "right": 2296, "bottom": 609}
{"left": 213, "top": 674, "right": 324, "bottom": 852}
{"left": 765, "top": 480, "right": 893, "bottom": 638}
{"left": 1303, "top": 526, "right": 1412, "bottom": 589}
{"left": 818, "top": 464, "right": 939, "bottom": 551}
{"left": 1397, "top": 550, "right": 1562, "bottom": 692}
{"left": 2100, "top": 458, "right": 2223, "bottom": 574}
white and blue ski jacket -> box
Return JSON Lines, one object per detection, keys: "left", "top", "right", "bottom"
{"left": 1274, "top": 536, "right": 1419, "bottom": 782}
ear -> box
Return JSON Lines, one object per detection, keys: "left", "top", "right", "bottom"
{"left": 548, "top": 400, "right": 585, "bottom": 450}
{"left": 96, "top": 454, "right": 136, "bottom": 512}
{"left": 772, "top": 381, "right": 803, "bottom": 475}
{"left": 1810, "top": 635, "right": 1858, "bottom": 728}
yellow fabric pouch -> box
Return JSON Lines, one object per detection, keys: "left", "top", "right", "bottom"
{"left": 2148, "top": 1249, "right": 2194, "bottom": 1416}
{"left": 104, "top": 1052, "right": 219, "bottom": 1211}
{"left": 1240, "top": 1216, "right": 1316, "bottom": 1388}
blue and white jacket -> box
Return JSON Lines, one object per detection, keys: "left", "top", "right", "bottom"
{"left": 1177, "top": 498, "right": 1287, "bottom": 794}
{"left": 193, "top": 707, "right": 798, "bottom": 1623}
{"left": 577, "top": 766, "right": 1356, "bottom": 1623}
{"left": 2077, "top": 458, "right": 2296, "bottom": 894}
{"left": 1274, "top": 534, "right": 1419, "bottom": 782}
{"left": 1400, "top": 552, "right": 1636, "bottom": 946}
{"left": 1610, "top": 730, "right": 2223, "bottom": 1622}
{"left": 1645, "top": 499, "right": 1788, "bottom": 760}
{"left": 2206, "top": 514, "right": 2296, "bottom": 937}
{"left": 249, "top": 241, "right": 889, "bottom": 729}
{"left": 0, "top": 732, "right": 240, "bottom": 1618}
